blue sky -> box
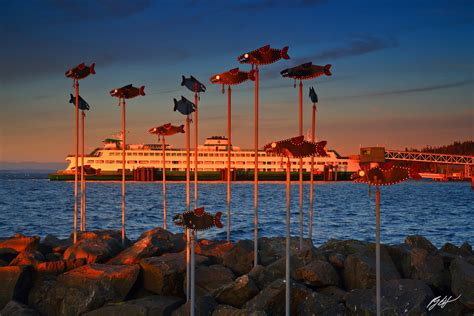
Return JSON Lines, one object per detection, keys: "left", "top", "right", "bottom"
{"left": 1, "top": 0, "right": 473, "bottom": 162}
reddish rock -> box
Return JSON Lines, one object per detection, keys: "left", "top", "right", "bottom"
{"left": 9, "top": 251, "right": 45, "bottom": 266}
{"left": 405, "top": 235, "right": 437, "bottom": 253}
{"left": 32, "top": 259, "right": 86, "bottom": 277}
{"left": 0, "top": 266, "right": 32, "bottom": 310}
{"left": 63, "top": 237, "right": 122, "bottom": 263}
{"left": 327, "top": 252, "right": 346, "bottom": 269}
{"left": 294, "top": 259, "right": 340, "bottom": 287}
{"left": 196, "top": 240, "right": 234, "bottom": 264}
{"left": 222, "top": 240, "right": 255, "bottom": 276}
{"left": 212, "top": 305, "right": 266, "bottom": 316}
{"left": 214, "top": 275, "right": 260, "bottom": 308}
{"left": 0, "top": 234, "right": 39, "bottom": 253}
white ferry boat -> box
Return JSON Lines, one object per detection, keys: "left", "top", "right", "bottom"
{"left": 56, "top": 136, "right": 359, "bottom": 177}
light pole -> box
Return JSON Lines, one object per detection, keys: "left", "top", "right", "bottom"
{"left": 281, "top": 62, "right": 331, "bottom": 248}
{"left": 110, "top": 84, "right": 145, "bottom": 246}
{"left": 308, "top": 87, "right": 318, "bottom": 239}
{"left": 65, "top": 62, "right": 95, "bottom": 243}
{"left": 238, "top": 44, "right": 289, "bottom": 266}
{"left": 210, "top": 68, "right": 255, "bottom": 241}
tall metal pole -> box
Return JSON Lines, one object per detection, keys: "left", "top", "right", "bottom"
{"left": 375, "top": 183, "right": 381, "bottom": 316}
{"left": 285, "top": 159, "right": 291, "bottom": 316}
{"left": 81, "top": 110, "right": 86, "bottom": 231}
{"left": 227, "top": 86, "right": 232, "bottom": 242}
{"left": 73, "top": 79, "right": 79, "bottom": 243}
{"left": 298, "top": 80, "right": 303, "bottom": 249}
{"left": 309, "top": 103, "right": 316, "bottom": 239}
{"left": 121, "top": 98, "right": 126, "bottom": 246}
{"left": 186, "top": 115, "right": 191, "bottom": 301}
{"left": 162, "top": 136, "right": 167, "bottom": 230}
{"left": 253, "top": 65, "right": 259, "bottom": 267}
{"left": 194, "top": 88, "right": 199, "bottom": 209}
{"left": 190, "top": 230, "right": 196, "bottom": 316}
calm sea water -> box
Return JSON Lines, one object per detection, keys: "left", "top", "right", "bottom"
{"left": 0, "top": 171, "right": 472, "bottom": 248}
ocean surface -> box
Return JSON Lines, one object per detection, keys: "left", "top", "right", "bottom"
{"left": 0, "top": 171, "right": 472, "bottom": 248}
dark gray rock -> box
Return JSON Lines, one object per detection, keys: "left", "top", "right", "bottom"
{"left": 212, "top": 304, "right": 266, "bottom": 315}
{"left": 172, "top": 295, "right": 217, "bottom": 316}
{"left": 294, "top": 259, "right": 340, "bottom": 287}
{"left": 450, "top": 258, "right": 474, "bottom": 309}
{"left": 318, "top": 239, "right": 369, "bottom": 257}
{"left": 409, "top": 247, "right": 450, "bottom": 291}
{"left": 194, "top": 265, "right": 235, "bottom": 296}
{"left": 317, "top": 285, "right": 347, "bottom": 303}
{"left": 222, "top": 240, "right": 255, "bottom": 276}
{"left": 327, "top": 252, "right": 346, "bottom": 270}
{"left": 248, "top": 265, "right": 277, "bottom": 290}
{"left": 297, "top": 291, "right": 346, "bottom": 316}
{"left": 405, "top": 235, "right": 437, "bottom": 253}
{"left": 214, "top": 275, "right": 260, "bottom": 308}
{"left": 0, "top": 248, "right": 18, "bottom": 264}
{"left": 257, "top": 237, "right": 313, "bottom": 266}
{"left": 0, "top": 300, "right": 39, "bottom": 316}
{"left": 0, "top": 266, "right": 32, "bottom": 309}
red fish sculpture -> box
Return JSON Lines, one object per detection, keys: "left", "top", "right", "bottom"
{"left": 353, "top": 163, "right": 421, "bottom": 186}
{"left": 264, "top": 136, "right": 327, "bottom": 158}
{"left": 210, "top": 68, "right": 255, "bottom": 86}
{"left": 238, "top": 45, "right": 289, "bottom": 65}
{"left": 149, "top": 123, "right": 185, "bottom": 136}
{"left": 173, "top": 207, "right": 223, "bottom": 231}
{"left": 281, "top": 62, "right": 332, "bottom": 80}
{"left": 110, "top": 84, "right": 145, "bottom": 99}
{"left": 65, "top": 62, "right": 96, "bottom": 80}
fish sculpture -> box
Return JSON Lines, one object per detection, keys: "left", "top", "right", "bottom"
{"left": 149, "top": 123, "right": 185, "bottom": 136}
{"left": 210, "top": 68, "right": 255, "bottom": 86}
{"left": 280, "top": 62, "right": 332, "bottom": 80}
{"left": 181, "top": 75, "right": 206, "bottom": 93}
{"left": 69, "top": 94, "right": 90, "bottom": 111}
{"left": 110, "top": 84, "right": 145, "bottom": 99}
{"left": 309, "top": 87, "right": 318, "bottom": 104}
{"left": 238, "top": 45, "right": 289, "bottom": 65}
{"left": 65, "top": 62, "right": 96, "bottom": 80}
{"left": 264, "top": 136, "right": 327, "bottom": 158}
{"left": 173, "top": 207, "right": 223, "bottom": 231}
{"left": 352, "top": 163, "right": 421, "bottom": 186}
{"left": 173, "top": 96, "right": 195, "bottom": 115}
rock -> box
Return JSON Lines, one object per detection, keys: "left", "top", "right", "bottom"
{"left": 77, "top": 230, "right": 129, "bottom": 245}
{"left": 265, "top": 254, "right": 309, "bottom": 280}
{"left": 38, "top": 234, "right": 63, "bottom": 254}
{"left": 169, "top": 233, "right": 186, "bottom": 253}
{"left": 0, "top": 259, "right": 7, "bottom": 267}
{"left": 222, "top": 240, "right": 255, "bottom": 276}
{"left": 248, "top": 265, "right": 277, "bottom": 290}
{"left": 214, "top": 275, "right": 260, "bottom": 308}
{"left": 172, "top": 295, "right": 217, "bottom": 316}
{"left": 409, "top": 247, "right": 450, "bottom": 291}
{"left": 28, "top": 264, "right": 139, "bottom": 315}
{"left": 139, "top": 227, "right": 184, "bottom": 253}
{"left": 450, "top": 258, "right": 474, "bottom": 309}
{"left": 212, "top": 304, "right": 266, "bottom": 316}
{"left": 343, "top": 247, "right": 400, "bottom": 290}
{"left": 0, "top": 234, "right": 39, "bottom": 254}
{"left": 9, "top": 251, "right": 45, "bottom": 266}
{"left": 32, "top": 259, "right": 86, "bottom": 277}
{"left": 327, "top": 252, "right": 346, "bottom": 269}
{"left": 0, "top": 300, "right": 39, "bottom": 316}
{"left": 405, "top": 235, "right": 437, "bottom": 253}
{"left": 386, "top": 243, "right": 412, "bottom": 277}
{"left": 0, "top": 266, "right": 32, "bottom": 309}
{"left": 318, "top": 239, "right": 369, "bottom": 256}
{"left": 193, "top": 265, "right": 235, "bottom": 296}
{"left": 297, "top": 292, "right": 346, "bottom": 316}
{"left": 317, "top": 286, "right": 347, "bottom": 303}
{"left": 83, "top": 295, "right": 184, "bottom": 316}
{"left": 45, "top": 253, "right": 62, "bottom": 261}
{"left": 460, "top": 242, "right": 473, "bottom": 255}
{"left": 345, "top": 279, "right": 434, "bottom": 315}
{"left": 257, "top": 237, "right": 313, "bottom": 266}
{"left": 196, "top": 240, "right": 234, "bottom": 264}
{"left": 441, "top": 242, "right": 472, "bottom": 257}
{"left": 63, "top": 237, "right": 122, "bottom": 264}
{"left": 0, "top": 248, "right": 18, "bottom": 264}
{"left": 294, "top": 259, "right": 340, "bottom": 287}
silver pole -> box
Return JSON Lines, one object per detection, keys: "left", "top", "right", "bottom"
{"left": 285, "top": 159, "right": 291, "bottom": 316}
{"left": 190, "top": 230, "right": 196, "bottom": 316}
{"left": 375, "top": 184, "right": 381, "bottom": 316}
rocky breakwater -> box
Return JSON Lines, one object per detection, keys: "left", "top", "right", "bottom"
{"left": 0, "top": 230, "right": 473, "bottom": 315}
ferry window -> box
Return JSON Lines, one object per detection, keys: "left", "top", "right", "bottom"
{"left": 115, "top": 160, "right": 121, "bottom": 163}
{"left": 126, "top": 152, "right": 131, "bottom": 156}
{"left": 127, "top": 161, "right": 137, "bottom": 164}
{"left": 172, "top": 161, "right": 179, "bottom": 164}
{"left": 96, "top": 160, "right": 104, "bottom": 163}
{"left": 86, "top": 160, "right": 93, "bottom": 163}
{"left": 144, "top": 153, "right": 149, "bottom": 156}
{"left": 105, "top": 160, "right": 114, "bottom": 163}
{"left": 204, "top": 153, "right": 208, "bottom": 157}
{"left": 138, "top": 153, "right": 143, "bottom": 156}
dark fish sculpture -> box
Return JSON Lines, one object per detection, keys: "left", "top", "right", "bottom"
{"left": 173, "top": 207, "right": 223, "bottom": 231}
{"left": 149, "top": 123, "right": 185, "bottom": 136}
{"left": 238, "top": 45, "right": 289, "bottom": 65}
{"left": 352, "top": 163, "right": 421, "bottom": 186}
{"left": 173, "top": 96, "right": 195, "bottom": 115}
{"left": 110, "top": 84, "right": 145, "bottom": 99}
{"left": 210, "top": 68, "right": 255, "bottom": 85}
{"left": 65, "top": 62, "right": 96, "bottom": 80}
{"left": 309, "top": 87, "right": 318, "bottom": 103}
{"left": 181, "top": 75, "right": 206, "bottom": 93}
{"left": 69, "top": 94, "right": 90, "bottom": 111}
{"left": 281, "top": 62, "right": 331, "bottom": 80}
{"left": 264, "top": 136, "right": 327, "bottom": 158}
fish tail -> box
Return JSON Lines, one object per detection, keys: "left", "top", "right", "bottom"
{"left": 173, "top": 98, "right": 178, "bottom": 111}
{"left": 181, "top": 75, "right": 185, "bottom": 86}
{"left": 139, "top": 86, "right": 146, "bottom": 96}
{"left": 179, "top": 124, "right": 185, "bottom": 133}
{"left": 89, "top": 63, "right": 96, "bottom": 75}
{"left": 324, "top": 64, "right": 332, "bottom": 76}
{"left": 214, "top": 212, "right": 223, "bottom": 228}
{"left": 69, "top": 94, "right": 74, "bottom": 104}
{"left": 281, "top": 46, "right": 290, "bottom": 60}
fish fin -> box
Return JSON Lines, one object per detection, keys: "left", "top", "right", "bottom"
{"left": 173, "top": 98, "right": 178, "bottom": 111}
{"left": 229, "top": 68, "right": 239, "bottom": 75}
{"left": 77, "top": 62, "right": 86, "bottom": 70}
{"left": 89, "top": 63, "right": 96, "bottom": 75}
{"left": 324, "top": 64, "right": 332, "bottom": 76}
{"left": 69, "top": 94, "right": 74, "bottom": 104}
{"left": 259, "top": 45, "right": 270, "bottom": 53}
{"left": 317, "top": 141, "right": 328, "bottom": 157}
{"left": 291, "top": 135, "right": 305, "bottom": 145}
{"left": 281, "top": 46, "right": 290, "bottom": 59}
{"left": 179, "top": 124, "right": 185, "bottom": 133}
{"left": 214, "top": 212, "right": 223, "bottom": 228}
{"left": 194, "top": 207, "right": 205, "bottom": 217}
{"left": 380, "top": 162, "right": 394, "bottom": 171}
{"left": 181, "top": 76, "right": 185, "bottom": 86}
{"left": 302, "top": 62, "right": 312, "bottom": 68}
{"left": 163, "top": 123, "right": 171, "bottom": 129}
{"left": 139, "top": 86, "right": 145, "bottom": 96}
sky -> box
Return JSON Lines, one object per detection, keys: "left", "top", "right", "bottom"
{"left": 1, "top": 0, "right": 473, "bottom": 163}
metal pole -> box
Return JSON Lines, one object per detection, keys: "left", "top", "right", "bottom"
{"left": 194, "top": 88, "right": 199, "bottom": 209}
{"left": 298, "top": 80, "right": 303, "bottom": 249}
{"left": 190, "top": 230, "right": 196, "bottom": 316}
{"left": 162, "top": 136, "right": 167, "bottom": 230}
{"left": 309, "top": 103, "right": 316, "bottom": 239}
{"left": 253, "top": 65, "right": 259, "bottom": 267}
{"left": 81, "top": 110, "right": 86, "bottom": 231}
{"left": 227, "top": 86, "right": 232, "bottom": 242}
{"left": 285, "top": 159, "right": 291, "bottom": 316}
{"left": 186, "top": 115, "right": 191, "bottom": 301}
{"left": 375, "top": 183, "right": 381, "bottom": 316}
{"left": 121, "top": 98, "right": 126, "bottom": 246}
{"left": 73, "top": 79, "right": 79, "bottom": 244}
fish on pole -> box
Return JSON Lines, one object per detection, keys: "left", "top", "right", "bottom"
{"left": 65, "top": 62, "right": 95, "bottom": 243}
{"left": 210, "top": 68, "right": 255, "bottom": 241}
{"left": 353, "top": 163, "right": 421, "bottom": 316}
{"left": 149, "top": 123, "right": 185, "bottom": 229}
{"left": 238, "top": 44, "right": 289, "bottom": 266}
{"left": 308, "top": 86, "right": 318, "bottom": 239}
{"left": 281, "top": 62, "right": 332, "bottom": 249}
{"left": 265, "top": 136, "right": 327, "bottom": 316}
{"left": 110, "top": 84, "right": 145, "bottom": 246}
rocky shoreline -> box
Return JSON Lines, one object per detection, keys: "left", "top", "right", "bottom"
{"left": 0, "top": 229, "right": 473, "bottom": 315}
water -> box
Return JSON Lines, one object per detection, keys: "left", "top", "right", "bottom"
{"left": 0, "top": 171, "right": 472, "bottom": 248}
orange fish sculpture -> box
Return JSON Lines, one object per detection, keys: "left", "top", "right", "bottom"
{"left": 65, "top": 62, "right": 96, "bottom": 80}
{"left": 210, "top": 68, "right": 255, "bottom": 86}
{"left": 353, "top": 163, "right": 421, "bottom": 186}
{"left": 110, "top": 84, "right": 145, "bottom": 99}
{"left": 281, "top": 62, "right": 332, "bottom": 80}
{"left": 149, "top": 123, "right": 185, "bottom": 137}
{"left": 264, "top": 136, "right": 327, "bottom": 158}
{"left": 238, "top": 45, "right": 289, "bottom": 65}
{"left": 173, "top": 207, "right": 223, "bottom": 231}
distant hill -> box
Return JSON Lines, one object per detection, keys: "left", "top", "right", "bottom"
{"left": 0, "top": 161, "right": 67, "bottom": 171}
{"left": 407, "top": 141, "right": 474, "bottom": 156}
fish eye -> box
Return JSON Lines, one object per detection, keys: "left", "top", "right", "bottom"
{"left": 359, "top": 170, "right": 365, "bottom": 177}
{"left": 244, "top": 53, "right": 249, "bottom": 58}
{"left": 114, "top": 89, "right": 118, "bottom": 93}
{"left": 271, "top": 142, "right": 277, "bottom": 148}
{"left": 216, "top": 75, "right": 220, "bottom": 80}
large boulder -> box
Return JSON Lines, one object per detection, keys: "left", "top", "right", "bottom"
{"left": 343, "top": 247, "right": 400, "bottom": 290}
{"left": 172, "top": 295, "right": 217, "bottom": 316}
{"left": 0, "top": 234, "right": 39, "bottom": 253}
{"left": 38, "top": 234, "right": 70, "bottom": 254}
{"left": 317, "top": 285, "right": 347, "bottom": 303}
{"left": 297, "top": 292, "right": 346, "bottom": 316}
{"left": 248, "top": 265, "right": 277, "bottom": 290}
{"left": 0, "top": 266, "right": 32, "bottom": 309}
{"left": 404, "top": 235, "right": 437, "bottom": 253}
{"left": 257, "top": 237, "right": 313, "bottom": 266}
{"left": 344, "top": 279, "right": 434, "bottom": 315}
{"left": 212, "top": 304, "right": 266, "bottom": 315}
{"left": 196, "top": 240, "right": 234, "bottom": 264}
{"left": 63, "top": 237, "right": 122, "bottom": 263}
{"left": 32, "top": 259, "right": 86, "bottom": 278}
{"left": 0, "top": 300, "right": 39, "bottom": 316}
{"left": 222, "top": 240, "right": 255, "bottom": 276}
{"left": 9, "top": 251, "right": 45, "bottom": 266}
{"left": 28, "top": 264, "right": 139, "bottom": 315}
{"left": 294, "top": 259, "right": 340, "bottom": 288}
{"left": 318, "top": 239, "right": 369, "bottom": 257}
{"left": 83, "top": 295, "right": 184, "bottom": 316}
{"left": 213, "top": 275, "right": 260, "bottom": 308}
{"left": 139, "top": 227, "right": 185, "bottom": 253}
{"left": 0, "top": 248, "right": 18, "bottom": 264}
{"left": 194, "top": 265, "right": 235, "bottom": 296}
{"left": 450, "top": 258, "right": 474, "bottom": 309}
{"left": 409, "top": 248, "right": 450, "bottom": 291}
